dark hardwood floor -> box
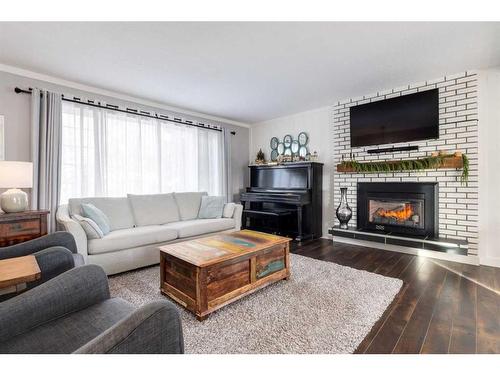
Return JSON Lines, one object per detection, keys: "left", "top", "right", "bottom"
{"left": 290, "top": 239, "right": 500, "bottom": 354}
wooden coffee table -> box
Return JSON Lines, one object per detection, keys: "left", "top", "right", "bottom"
{"left": 0, "top": 255, "right": 41, "bottom": 291}
{"left": 159, "top": 230, "right": 291, "bottom": 320}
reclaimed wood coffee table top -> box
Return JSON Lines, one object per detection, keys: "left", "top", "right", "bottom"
{"left": 0, "top": 255, "right": 41, "bottom": 289}
{"left": 159, "top": 230, "right": 291, "bottom": 267}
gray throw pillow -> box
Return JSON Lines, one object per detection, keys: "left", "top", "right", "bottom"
{"left": 198, "top": 196, "right": 225, "bottom": 219}
{"left": 81, "top": 203, "right": 111, "bottom": 235}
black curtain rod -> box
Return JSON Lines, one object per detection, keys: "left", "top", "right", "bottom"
{"left": 14, "top": 86, "right": 236, "bottom": 134}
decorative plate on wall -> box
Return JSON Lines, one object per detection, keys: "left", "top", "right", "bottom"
{"left": 270, "top": 149, "right": 278, "bottom": 161}
{"left": 270, "top": 137, "right": 279, "bottom": 150}
{"left": 298, "top": 132, "right": 309, "bottom": 146}
{"left": 283, "top": 135, "right": 293, "bottom": 148}
{"left": 299, "top": 145, "right": 308, "bottom": 158}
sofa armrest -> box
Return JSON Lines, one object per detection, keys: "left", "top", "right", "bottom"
{"left": 233, "top": 203, "right": 243, "bottom": 230}
{"left": 56, "top": 204, "right": 89, "bottom": 262}
{"left": 74, "top": 300, "right": 184, "bottom": 354}
{"left": 0, "top": 232, "right": 77, "bottom": 260}
{"left": 0, "top": 265, "right": 110, "bottom": 343}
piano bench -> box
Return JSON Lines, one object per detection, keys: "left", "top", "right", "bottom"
{"left": 242, "top": 209, "right": 292, "bottom": 236}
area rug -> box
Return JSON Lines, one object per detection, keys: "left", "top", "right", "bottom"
{"left": 109, "top": 254, "right": 402, "bottom": 354}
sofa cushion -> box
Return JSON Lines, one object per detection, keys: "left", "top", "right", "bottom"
{"left": 164, "top": 218, "right": 235, "bottom": 238}
{"left": 88, "top": 226, "right": 178, "bottom": 255}
{"left": 173, "top": 192, "right": 207, "bottom": 220}
{"left": 127, "top": 193, "right": 180, "bottom": 226}
{"left": 198, "top": 196, "right": 225, "bottom": 219}
{"left": 1, "top": 298, "right": 134, "bottom": 354}
{"left": 68, "top": 197, "right": 135, "bottom": 231}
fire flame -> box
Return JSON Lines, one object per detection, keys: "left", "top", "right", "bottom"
{"left": 376, "top": 203, "right": 414, "bottom": 221}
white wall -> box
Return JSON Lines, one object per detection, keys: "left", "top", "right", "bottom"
{"left": 478, "top": 67, "right": 500, "bottom": 267}
{"left": 251, "top": 106, "right": 333, "bottom": 238}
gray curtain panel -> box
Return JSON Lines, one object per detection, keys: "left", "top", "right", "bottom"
{"left": 30, "top": 89, "right": 63, "bottom": 233}
{"left": 222, "top": 127, "right": 233, "bottom": 203}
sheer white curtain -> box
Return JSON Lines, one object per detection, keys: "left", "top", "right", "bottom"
{"left": 60, "top": 101, "right": 224, "bottom": 203}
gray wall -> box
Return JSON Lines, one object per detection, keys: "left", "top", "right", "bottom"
{"left": 0, "top": 70, "right": 250, "bottom": 201}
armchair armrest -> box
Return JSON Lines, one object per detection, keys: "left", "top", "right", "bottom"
{"left": 30, "top": 246, "right": 75, "bottom": 287}
{"left": 0, "top": 265, "right": 110, "bottom": 344}
{"left": 0, "top": 231, "right": 77, "bottom": 260}
{"left": 233, "top": 203, "right": 243, "bottom": 230}
{"left": 74, "top": 300, "right": 184, "bottom": 354}
{"left": 56, "top": 204, "right": 88, "bottom": 262}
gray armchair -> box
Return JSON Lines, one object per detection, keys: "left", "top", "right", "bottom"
{"left": 0, "top": 232, "right": 84, "bottom": 290}
{"left": 0, "top": 264, "right": 184, "bottom": 354}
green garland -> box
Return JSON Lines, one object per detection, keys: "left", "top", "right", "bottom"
{"left": 461, "top": 153, "right": 469, "bottom": 184}
{"left": 340, "top": 153, "right": 469, "bottom": 184}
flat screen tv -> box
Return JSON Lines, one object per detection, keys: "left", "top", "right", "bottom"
{"left": 350, "top": 89, "right": 439, "bottom": 147}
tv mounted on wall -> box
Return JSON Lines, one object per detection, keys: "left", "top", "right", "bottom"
{"left": 349, "top": 89, "right": 439, "bottom": 148}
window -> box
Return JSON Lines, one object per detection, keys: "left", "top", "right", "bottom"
{"left": 60, "top": 101, "right": 224, "bottom": 203}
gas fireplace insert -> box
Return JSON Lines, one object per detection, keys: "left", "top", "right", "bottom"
{"left": 357, "top": 182, "right": 438, "bottom": 238}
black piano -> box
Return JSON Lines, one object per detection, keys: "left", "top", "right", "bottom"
{"left": 240, "top": 162, "right": 323, "bottom": 241}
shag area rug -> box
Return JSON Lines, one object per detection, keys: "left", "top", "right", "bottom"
{"left": 109, "top": 254, "right": 402, "bottom": 354}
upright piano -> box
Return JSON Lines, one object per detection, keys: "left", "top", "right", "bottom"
{"left": 240, "top": 162, "right": 323, "bottom": 241}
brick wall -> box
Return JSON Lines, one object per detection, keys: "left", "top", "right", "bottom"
{"left": 332, "top": 71, "right": 479, "bottom": 255}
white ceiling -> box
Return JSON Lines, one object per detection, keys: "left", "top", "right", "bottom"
{"left": 1, "top": 22, "right": 500, "bottom": 124}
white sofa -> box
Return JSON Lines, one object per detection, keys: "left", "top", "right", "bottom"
{"left": 56, "top": 192, "right": 243, "bottom": 275}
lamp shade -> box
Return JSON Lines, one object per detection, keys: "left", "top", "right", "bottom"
{"left": 0, "top": 161, "right": 33, "bottom": 189}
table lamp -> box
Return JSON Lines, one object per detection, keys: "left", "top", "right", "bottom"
{"left": 0, "top": 161, "right": 33, "bottom": 213}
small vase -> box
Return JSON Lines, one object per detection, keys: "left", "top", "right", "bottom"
{"left": 336, "top": 187, "right": 352, "bottom": 229}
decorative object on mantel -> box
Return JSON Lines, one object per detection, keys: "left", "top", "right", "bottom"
{"left": 337, "top": 151, "right": 469, "bottom": 184}
{"left": 336, "top": 187, "right": 352, "bottom": 229}
{"left": 0, "top": 161, "right": 33, "bottom": 213}
{"left": 310, "top": 151, "right": 319, "bottom": 161}
{"left": 255, "top": 149, "right": 266, "bottom": 164}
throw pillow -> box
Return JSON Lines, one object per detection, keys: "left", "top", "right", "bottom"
{"left": 198, "top": 196, "right": 225, "bottom": 219}
{"left": 81, "top": 203, "right": 111, "bottom": 235}
{"left": 73, "top": 214, "right": 104, "bottom": 239}
{"left": 222, "top": 202, "right": 236, "bottom": 218}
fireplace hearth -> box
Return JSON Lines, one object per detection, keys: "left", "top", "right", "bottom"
{"left": 357, "top": 182, "right": 438, "bottom": 238}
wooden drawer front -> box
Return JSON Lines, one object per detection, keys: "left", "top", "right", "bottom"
{"left": 255, "top": 245, "right": 285, "bottom": 280}
{"left": 0, "top": 219, "right": 40, "bottom": 239}
{"left": 207, "top": 260, "right": 250, "bottom": 301}
{"left": 163, "top": 258, "right": 197, "bottom": 299}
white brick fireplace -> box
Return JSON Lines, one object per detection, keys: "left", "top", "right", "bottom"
{"left": 332, "top": 71, "right": 479, "bottom": 257}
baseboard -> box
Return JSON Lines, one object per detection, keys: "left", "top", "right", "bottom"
{"left": 479, "top": 256, "right": 500, "bottom": 268}
{"left": 332, "top": 236, "right": 480, "bottom": 266}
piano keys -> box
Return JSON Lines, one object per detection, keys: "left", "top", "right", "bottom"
{"left": 240, "top": 162, "right": 323, "bottom": 241}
